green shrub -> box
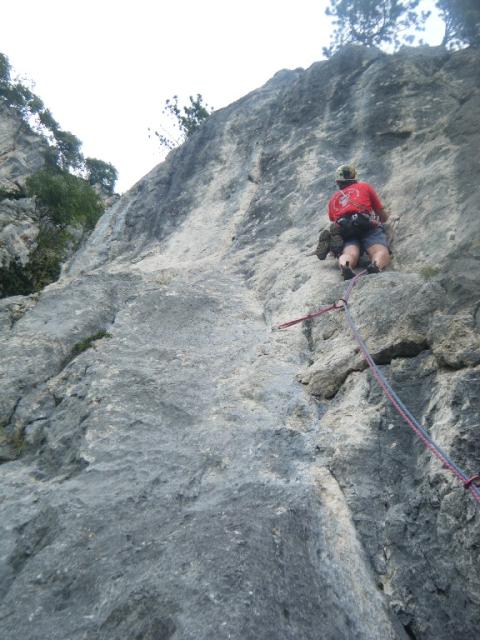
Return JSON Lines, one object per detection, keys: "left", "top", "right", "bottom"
{"left": 1, "top": 169, "right": 105, "bottom": 298}
{"left": 0, "top": 257, "right": 34, "bottom": 297}
{"left": 26, "top": 169, "right": 104, "bottom": 229}
{"left": 420, "top": 265, "right": 440, "bottom": 280}
{"left": 25, "top": 227, "right": 69, "bottom": 290}
{"left": 71, "top": 330, "right": 112, "bottom": 357}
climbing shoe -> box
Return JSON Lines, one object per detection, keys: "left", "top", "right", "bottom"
{"left": 315, "top": 229, "right": 331, "bottom": 260}
{"left": 329, "top": 224, "right": 344, "bottom": 257}
{"left": 341, "top": 262, "right": 356, "bottom": 280}
{"left": 315, "top": 226, "right": 345, "bottom": 260}
{"left": 366, "top": 261, "right": 380, "bottom": 274}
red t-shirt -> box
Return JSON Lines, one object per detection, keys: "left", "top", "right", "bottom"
{"left": 328, "top": 182, "right": 383, "bottom": 223}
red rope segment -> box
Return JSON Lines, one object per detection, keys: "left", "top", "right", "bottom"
{"left": 275, "top": 303, "right": 341, "bottom": 330}
{"left": 275, "top": 269, "right": 369, "bottom": 330}
{"left": 464, "top": 475, "right": 480, "bottom": 489}
{"left": 276, "top": 269, "right": 480, "bottom": 506}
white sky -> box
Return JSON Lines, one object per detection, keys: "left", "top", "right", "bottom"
{"left": 0, "top": 1, "right": 444, "bottom": 193}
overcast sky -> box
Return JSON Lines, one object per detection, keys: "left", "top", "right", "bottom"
{"left": 0, "top": 1, "right": 444, "bottom": 193}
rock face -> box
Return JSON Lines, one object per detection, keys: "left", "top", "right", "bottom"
{"left": 1, "top": 46, "right": 479, "bottom": 639}
{"left": 0, "top": 103, "right": 48, "bottom": 274}
{"left": 0, "top": 102, "right": 49, "bottom": 186}
{"left": 0, "top": 198, "right": 39, "bottom": 267}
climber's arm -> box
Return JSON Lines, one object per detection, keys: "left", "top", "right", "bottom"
{"left": 376, "top": 207, "right": 389, "bottom": 223}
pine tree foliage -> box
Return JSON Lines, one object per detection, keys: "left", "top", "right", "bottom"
{"left": 85, "top": 158, "right": 118, "bottom": 195}
{"left": 436, "top": 0, "right": 480, "bottom": 47}
{"left": 0, "top": 51, "right": 118, "bottom": 188}
{"left": 323, "top": 0, "right": 430, "bottom": 56}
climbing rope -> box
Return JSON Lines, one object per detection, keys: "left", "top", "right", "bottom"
{"left": 276, "top": 302, "right": 342, "bottom": 329}
{"left": 276, "top": 271, "right": 480, "bottom": 505}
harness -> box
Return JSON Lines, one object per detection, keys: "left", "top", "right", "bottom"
{"left": 335, "top": 188, "right": 379, "bottom": 240}
{"left": 336, "top": 211, "right": 375, "bottom": 239}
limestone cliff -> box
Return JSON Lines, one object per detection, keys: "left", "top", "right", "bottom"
{"left": 0, "top": 102, "right": 49, "bottom": 273}
{"left": 1, "top": 46, "right": 479, "bottom": 639}
{"left": 0, "top": 101, "right": 114, "bottom": 297}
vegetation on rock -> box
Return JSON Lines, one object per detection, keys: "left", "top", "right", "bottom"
{"left": 0, "top": 168, "right": 106, "bottom": 297}
{"left": 70, "top": 330, "right": 112, "bottom": 358}
{"left": 26, "top": 169, "right": 104, "bottom": 229}
{"left": 0, "top": 51, "right": 118, "bottom": 188}
{"left": 85, "top": 158, "right": 118, "bottom": 195}
{"left": 0, "top": 51, "right": 117, "bottom": 298}
{"left": 150, "top": 93, "right": 212, "bottom": 151}
{"left": 0, "top": 227, "right": 69, "bottom": 297}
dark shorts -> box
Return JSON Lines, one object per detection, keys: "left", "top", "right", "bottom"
{"left": 343, "top": 226, "right": 390, "bottom": 254}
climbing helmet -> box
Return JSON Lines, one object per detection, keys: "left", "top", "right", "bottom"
{"left": 335, "top": 164, "right": 357, "bottom": 182}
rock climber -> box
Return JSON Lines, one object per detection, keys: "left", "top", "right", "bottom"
{"left": 315, "top": 165, "right": 391, "bottom": 280}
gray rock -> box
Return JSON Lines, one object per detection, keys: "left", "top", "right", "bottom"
{"left": 0, "top": 197, "right": 39, "bottom": 268}
{"left": 0, "top": 103, "right": 48, "bottom": 184}
{"left": 1, "top": 45, "right": 479, "bottom": 639}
